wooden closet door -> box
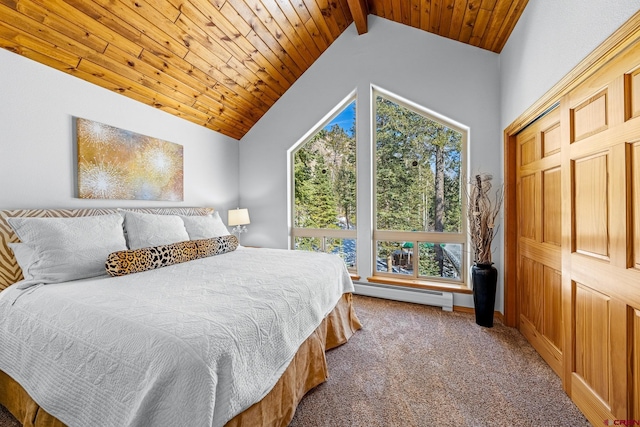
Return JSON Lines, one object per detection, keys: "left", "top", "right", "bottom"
{"left": 516, "top": 108, "right": 564, "bottom": 377}
{"left": 559, "top": 45, "right": 640, "bottom": 423}
{"left": 508, "top": 17, "right": 640, "bottom": 425}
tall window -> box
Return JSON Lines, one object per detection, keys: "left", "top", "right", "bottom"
{"left": 292, "top": 98, "right": 357, "bottom": 271}
{"left": 374, "top": 91, "right": 466, "bottom": 283}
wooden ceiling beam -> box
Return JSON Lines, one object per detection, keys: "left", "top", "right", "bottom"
{"left": 347, "top": 0, "right": 369, "bottom": 34}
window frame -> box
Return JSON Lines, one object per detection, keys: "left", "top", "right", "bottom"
{"left": 371, "top": 87, "right": 469, "bottom": 285}
{"left": 289, "top": 92, "right": 358, "bottom": 273}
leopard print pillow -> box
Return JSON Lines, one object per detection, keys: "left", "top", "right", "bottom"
{"left": 196, "top": 234, "right": 239, "bottom": 258}
{"left": 106, "top": 235, "right": 239, "bottom": 277}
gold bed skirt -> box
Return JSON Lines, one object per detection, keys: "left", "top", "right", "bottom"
{"left": 0, "top": 293, "right": 362, "bottom": 427}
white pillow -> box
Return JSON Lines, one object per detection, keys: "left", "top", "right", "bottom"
{"left": 8, "top": 243, "right": 36, "bottom": 281}
{"left": 122, "top": 211, "right": 189, "bottom": 249}
{"left": 180, "top": 212, "right": 230, "bottom": 240}
{"left": 7, "top": 214, "right": 127, "bottom": 287}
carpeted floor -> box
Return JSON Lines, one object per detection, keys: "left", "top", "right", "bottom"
{"left": 0, "top": 295, "right": 589, "bottom": 427}
{"left": 0, "top": 406, "right": 17, "bottom": 427}
{"left": 289, "top": 295, "right": 589, "bottom": 427}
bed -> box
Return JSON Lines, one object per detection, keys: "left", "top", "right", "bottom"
{"left": 0, "top": 207, "right": 361, "bottom": 427}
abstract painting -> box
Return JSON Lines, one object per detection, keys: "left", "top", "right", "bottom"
{"left": 77, "top": 118, "right": 183, "bottom": 201}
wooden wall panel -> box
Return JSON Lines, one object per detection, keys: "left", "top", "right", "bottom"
{"left": 543, "top": 266, "right": 562, "bottom": 350}
{"left": 520, "top": 173, "right": 537, "bottom": 240}
{"left": 634, "top": 142, "right": 640, "bottom": 270}
{"left": 520, "top": 257, "right": 542, "bottom": 325}
{"left": 571, "top": 90, "right": 608, "bottom": 142}
{"left": 542, "top": 123, "right": 561, "bottom": 157}
{"left": 519, "top": 257, "right": 563, "bottom": 377}
{"left": 574, "top": 283, "right": 611, "bottom": 405}
{"left": 628, "top": 69, "right": 640, "bottom": 119}
{"left": 543, "top": 167, "right": 561, "bottom": 246}
{"left": 519, "top": 256, "right": 532, "bottom": 320}
{"left": 574, "top": 153, "right": 609, "bottom": 259}
{"left": 633, "top": 308, "right": 640, "bottom": 420}
{"left": 521, "top": 256, "right": 543, "bottom": 330}
{"left": 520, "top": 137, "right": 538, "bottom": 166}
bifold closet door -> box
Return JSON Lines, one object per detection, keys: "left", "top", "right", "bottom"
{"left": 511, "top": 18, "right": 640, "bottom": 426}
{"left": 559, "top": 44, "right": 640, "bottom": 423}
{"left": 515, "top": 108, "right": 564, "bottom": 378}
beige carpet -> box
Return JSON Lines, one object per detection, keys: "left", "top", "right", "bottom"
{"left": 0, "top": 406, "right": 16, "bottom": 427}
{"left": 289, "top": 295, "right": 589, "bottom": 427}
{"left": 0, "top": 295, "right": 589, "bottom": 427}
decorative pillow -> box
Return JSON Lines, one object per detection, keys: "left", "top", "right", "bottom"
{"left": 121, "top": 211, "right": 189, "bottom": 250}
{"left": 196, "top": 234, "right": 239, "bottom": 258}
{"left": 7, "top": 214, "right": 128, "bottom": 287}
{"left": 8, "top": 243, "right": 36, "bottom": 281}
{"left": 106, "top": 240, "right": 198, "bottom": 277}
{"left": 180, "top": 212, "right": 230, "bottom": 240}
{"left": 106, "top": 235, "right": 239, "bottom": 277}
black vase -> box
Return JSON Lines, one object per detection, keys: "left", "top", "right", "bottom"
{"left": 471, "top": 263, "right": 498, "bottom": 327}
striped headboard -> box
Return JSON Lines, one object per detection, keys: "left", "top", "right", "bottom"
{"left": 0, "top": 207, "right": 214, "bottom": 292}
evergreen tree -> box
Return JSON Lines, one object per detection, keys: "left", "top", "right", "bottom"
{"left": 293, "top": 106, "right": 357, "bottom": 256}
{"left": 294, "top": 95, "right": 461, "bottom": 279}
{"left": 308, "top": 155, "right": 339, "bottom": 228}
{"left": 375, "top": 96, "right": 462, "bottom": 277}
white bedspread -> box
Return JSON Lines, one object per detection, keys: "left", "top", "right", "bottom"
{"left": 0, "top": 247, "right": 354, "bottom": 427}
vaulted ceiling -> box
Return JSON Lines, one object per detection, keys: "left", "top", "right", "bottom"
{"left": 0, "top": 0, "right": 528, "bottom": 140}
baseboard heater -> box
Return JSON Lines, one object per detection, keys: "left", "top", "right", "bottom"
{"left": 353, "top": 282, "right": 454, "bottom": 312}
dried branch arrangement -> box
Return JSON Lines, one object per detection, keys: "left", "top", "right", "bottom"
{"left": 467, "top": 174, "right": 504, "bottom": 265}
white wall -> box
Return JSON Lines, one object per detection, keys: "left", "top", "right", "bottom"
{"left": 0, "top": 48, "right": 239, "bottom": 216}
{"left": 500, "top": 1, "right": 639, "bottom": 130}
{"left": 239, "top": 16, "right": 501, "bottom": 310}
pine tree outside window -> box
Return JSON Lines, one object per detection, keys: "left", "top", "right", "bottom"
{"left": 291, "top": 97, "right": 357, "bottom": 272}
{"left": 373, "top": 89, "right": 467, "bottom": 284}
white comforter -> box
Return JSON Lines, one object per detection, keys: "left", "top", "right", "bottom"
{"left": 0, "top": 247, "right": 354, "bottom": 427}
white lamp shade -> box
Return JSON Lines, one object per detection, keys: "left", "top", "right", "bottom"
{"left": 228, "top": 208, "right": 250, "bottom": 226}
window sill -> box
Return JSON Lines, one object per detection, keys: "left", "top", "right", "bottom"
{"left": 365, "top": 276, "right": 472, "bottom": 294}
{"left": 349, "top": 274, "right": 361, "bottom": 281}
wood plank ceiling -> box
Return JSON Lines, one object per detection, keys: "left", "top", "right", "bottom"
{"left": 0, "top": 0, "right": 528, "bottom": 140}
